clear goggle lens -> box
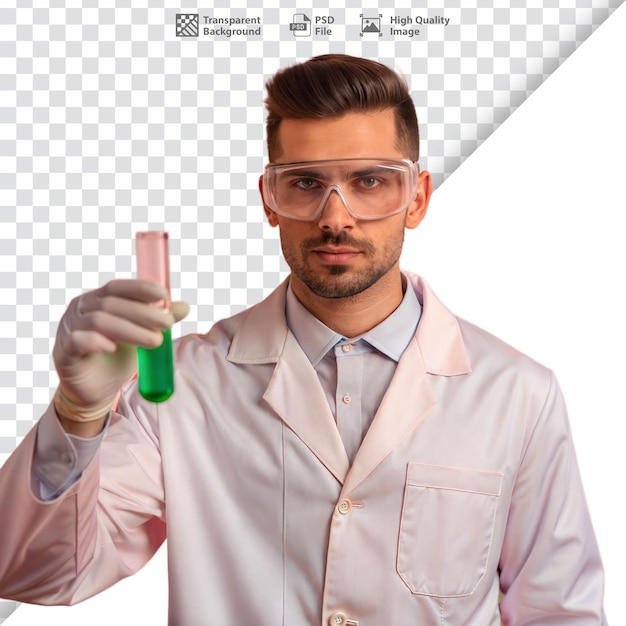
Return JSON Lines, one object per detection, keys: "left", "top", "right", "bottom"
{"left": 263, "top": 158, "right": 419, "bottom": 221}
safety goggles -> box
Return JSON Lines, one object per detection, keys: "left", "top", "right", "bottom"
{"left": 262, "top": 158, "right": 419, "bottom": 221}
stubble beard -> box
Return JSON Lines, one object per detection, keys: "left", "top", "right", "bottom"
{"left": 284, "top": 230, "right": 403, "bottom": 299}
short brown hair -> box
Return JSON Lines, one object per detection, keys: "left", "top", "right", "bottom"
{"left": 264, "top": 54, "right": 419, "bottom": 162}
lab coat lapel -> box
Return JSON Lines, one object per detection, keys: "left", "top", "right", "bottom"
{"left": 226, "top": 274, "right": 470, "bottom": 492}
{"left": 343, "top": 274, "right": 472, "bottom": 494}
{"left": 263, "top": 332, "right": 350, "bottom": 485}
{"left": 343, "top": 338, "right": 435, "bottom": 494}
{"left": 227, "top": 279, "right": 350, "bottom": 485}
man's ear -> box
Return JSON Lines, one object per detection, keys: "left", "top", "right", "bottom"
{"left": 405, "top": 169, "right": 433, "bottom": 230}
{"left": 259, "top": 175, "right": 279, "bottom": 227}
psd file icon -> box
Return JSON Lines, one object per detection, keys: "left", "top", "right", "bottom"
{"left": 290, "top": 13, "right": 311, "bottom": 36}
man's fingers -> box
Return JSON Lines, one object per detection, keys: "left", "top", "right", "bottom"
{"left": 56, "top": 282, "right": 190, "bottom": 361}
{"left": 58, "top": 311, "right": 165, "bottom": 359}
{"left": 170, "top": 301, "right": 190, "bottom": 323}
{"left": 57, "top": 328, "right": 118, "bottom": 359}
{"left": 96, "top": 279, "right": 169, "bottom": 303}
{"left": 79, "top": 280, "right": 168, "bottom": 313}
{"left": 76, "top": 310, "right": 166, "bottom": 348}
{"left": 76, "top": 294, "right": 175, "bottom": 329}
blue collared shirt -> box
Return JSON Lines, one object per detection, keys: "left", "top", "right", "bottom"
{"left": 285, "top": 274, "right": 422, "bottom": 463}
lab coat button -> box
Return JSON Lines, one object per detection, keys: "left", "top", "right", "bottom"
{"left": 338, "top": 498, "right": 351, "bottom": 514}
{"left": 329, "top": 613, "right": 359, "bottom": 626}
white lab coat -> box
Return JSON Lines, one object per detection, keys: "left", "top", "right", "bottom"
{"left": 0, "top": 273, "right": 606, "bottom": 625}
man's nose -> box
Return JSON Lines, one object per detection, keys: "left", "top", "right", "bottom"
{"left": 317, "top": 186, "right": 356, "bottom": 232}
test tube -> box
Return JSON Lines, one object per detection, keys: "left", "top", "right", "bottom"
{"left": 135, "top": 231, "right": 174, "bottom": 402}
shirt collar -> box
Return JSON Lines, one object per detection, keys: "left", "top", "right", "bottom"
{"left": 286, "top": 274, "right": 422, "bottom": 367}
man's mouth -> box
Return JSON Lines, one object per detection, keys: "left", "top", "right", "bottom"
{"left": 312, "top": 246, "right": 361, "bottom": 264}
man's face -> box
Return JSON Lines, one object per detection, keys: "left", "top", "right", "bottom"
{"left": 260, "top": 109, "right": 431, "bottom": 301}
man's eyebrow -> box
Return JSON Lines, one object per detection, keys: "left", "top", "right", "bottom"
{"left": 351, "top": 165, "right": 392, "bottom": 177}
{"left": 280, "top": 164, "right": 391, "bottom": 180}
{"left": 281, "top": 168, "right": 331, "bottom": 180}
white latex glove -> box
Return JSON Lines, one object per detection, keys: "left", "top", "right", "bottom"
{"left": 52, "top": 279, "right": 190, "bottom": 423}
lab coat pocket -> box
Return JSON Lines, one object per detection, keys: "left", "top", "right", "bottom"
{"left": 397, "top": 463, "right": 503, "bottom": 597}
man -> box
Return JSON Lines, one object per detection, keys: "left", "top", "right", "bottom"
{"left": 0, "top": 54, "right": 606, "bottom": 624}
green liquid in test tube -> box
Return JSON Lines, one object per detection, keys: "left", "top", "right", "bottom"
{"left": 136, "top": 231, "right": 174, "bottom": 402}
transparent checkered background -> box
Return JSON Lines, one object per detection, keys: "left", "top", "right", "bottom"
{"left": 0, "top": 0, "right": 622, "bottom": 621}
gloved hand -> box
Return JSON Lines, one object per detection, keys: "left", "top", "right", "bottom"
{"left": 52, "top": 279, "right": 190, "bottom": 424}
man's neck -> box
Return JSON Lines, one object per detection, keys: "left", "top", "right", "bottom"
{"left": 289, "top": 269, "right": 405, "bottom": 337}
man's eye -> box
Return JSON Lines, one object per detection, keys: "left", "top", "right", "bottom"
{"left": 294, "top": 178, "right": 320, "bottom": 190}
{"left": 356, "top": 176, "right": 382, "bottom": 189}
